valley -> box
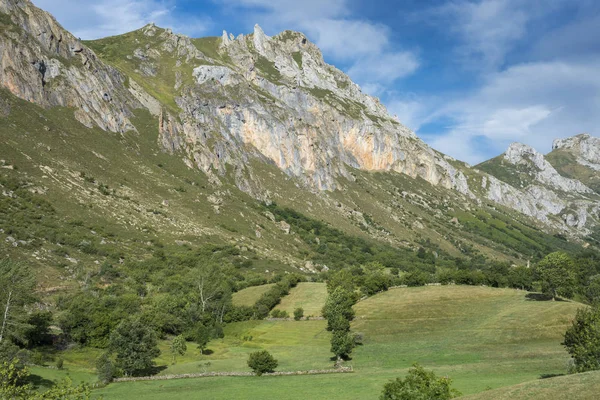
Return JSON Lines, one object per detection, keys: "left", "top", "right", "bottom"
{"left": 1, "top": 1, "right": 600, "bottom": 399}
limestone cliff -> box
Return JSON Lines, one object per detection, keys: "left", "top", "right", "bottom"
{"left": 0, "top": 0, "right": 139, "bottom": 132}
{"left": 1, "top": 0, "right": 599, "bottom": 238}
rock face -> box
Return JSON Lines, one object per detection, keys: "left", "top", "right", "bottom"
{"left": 504, "top": 143, "right": 592, "bottom": 194}
{"left": 480, "top": 140, "right": 600, "bottom": 232}
{"left": 0, "top": 0, "right": 599, "bottom": 236}
{"left": 152, "top": 24, "right": 470, "bottom": 193}
{"left": 0, "top": 0, "right": 140, "bottom": 132}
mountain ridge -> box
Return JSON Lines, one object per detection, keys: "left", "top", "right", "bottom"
{"left": 0, "top": 0, "right": 599, "bottom": 281}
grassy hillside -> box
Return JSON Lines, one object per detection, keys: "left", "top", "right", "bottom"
{"left": 460, "top": 371, "right": 600, "bottom": 400}
{"left": 91, "top": 286, "right": 582, "bottom": 399}
{"left": 232, "top": 284, "right": 275, "bottom": 307}
{"left": 273, "top": 282, "right": 327, "bottom": 317}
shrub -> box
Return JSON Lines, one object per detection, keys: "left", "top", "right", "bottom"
{"left": 293, "top": 307, "right": 304, "bottom": 321}
{"left": 381, "top": 363, "right": 460, "bottom": 400}
{"left": 55, "top": 357, "right": 64, "bottom": 370}
{"left": 271, "top": 309, "right": 289, "bottom": 318}
{"left": 247, "top": 350, "right": 278, "bottom": 376}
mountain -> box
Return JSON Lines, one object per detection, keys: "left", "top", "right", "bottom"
{"left": 1, "top": 0, "right": 599, "bottom": 284}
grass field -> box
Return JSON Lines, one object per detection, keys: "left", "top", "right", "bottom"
{"left": 93, "top": 285, "right": 585, "bottom": 399}
{"left": 273, "top": 282, "right": 327, "bottom": 317}
{"left": 460, "top": 371, "right": 600, "bottom": 400}
{"left": 232, "top": 284, "right": 275, "bottom": 307}
{"left": 152, "top": 319, "right": 332, "bottom": 376}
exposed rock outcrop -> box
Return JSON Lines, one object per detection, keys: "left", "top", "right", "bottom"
{"left": 0, "top": 0, "right": 141, "bottom": 132}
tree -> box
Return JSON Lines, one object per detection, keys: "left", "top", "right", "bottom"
{"left": 247, "top": 350, "right": 278, "bottom": 376}
{"left": 322, "top": 287, "right": 356, "bottom": 331}
{"left": 0, "top": 260, "right": 36, "bottom": 344}
{"left": 508, "top": 265, "right": 533, "bottom": 291}
{"left": 170, "top": 335, "right": 187, "bottom": 365}
{"left": 23, "top": 311, "right": 53, "bottom": 348}
{"left": 585, "top": 275, "right": 600, "bottom": 304}
{"left": 330, "top": 331, "right": 354, "bottom": 361}
{"left": 96, "top": 353, "right": 115, "bottom": 384}
{"left": 193, "top": 263, "right": 227, "bottom": 314}
{"left": 108, "top": 317, "right": 160, "bottom": 376}
{"left": 380, "top": 363, "right": 460, "bottom": 400}
{"left": 192, "top": 323, "right": 211, "bottom": 355}
{"left": 563, "top": 305, "right": 600, "bottom": 372}
{"left": 293, "top": 307, "right": 304, "bottom": 321}
{"left": 536, "top": 252, "right": 576, "bottom": 300}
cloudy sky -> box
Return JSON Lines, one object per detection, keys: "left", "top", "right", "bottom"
{"left": 34, "top": 0, "right": 600, "bottom": 164}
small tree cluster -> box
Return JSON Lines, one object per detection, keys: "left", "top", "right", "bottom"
{"left": 247, "top": 350, "right": 278, "bottom": 376}
{"left": 381, "top": 363, "right": 460, "bottom": 400}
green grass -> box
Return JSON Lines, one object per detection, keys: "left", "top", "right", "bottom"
{"left": 273, "top": 282, "right": 327, "bottom": 317}
{"left": 292, "top": 52, "right": 303, "bottom": 69}
{"left": 232, "top": 284, "right": 275, "bottom": 307}
{"left": 94, "top": 286, "right": 583, "bottom": 399}
{"left": 460, "top": 371, "right": 600, "bottom": 400}
{"left": 352, "top": 285, "right": 581, "bottom": 395}
{"left": 153, "top": 319, "right": 331, "bottom": 376}
{"left": 28, "top": 366, "right": 97, "bottom": 391}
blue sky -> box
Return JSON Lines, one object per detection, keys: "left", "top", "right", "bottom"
{"left": 34, "top": 0, "right": 600, "bottom": 164}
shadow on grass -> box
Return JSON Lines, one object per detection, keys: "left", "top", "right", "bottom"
{"left": 137, "top": 364, "right": 168, "bottom": 377}
{"left": 26, "top": 374, "right": 55, "bottom": 389}
{"left": 525, "top": 293, "right": 567, "bottom": 302}
{"left": 540, "top": 373, "right": 565, "bottom": 379}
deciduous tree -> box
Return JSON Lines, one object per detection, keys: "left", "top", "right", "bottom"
{"left": 108, "top": 317, "right": 160, "bottom": 376}
{"left": 0, "top": 260, "right": 36, "bottom": 344}
{"left": 536, "top": 252, "right": 576, "bottom": 300}
{"left": 563, "top": 305, "right": 600, "bottom": 372}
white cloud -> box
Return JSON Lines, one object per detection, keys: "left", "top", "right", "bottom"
{"left": 424, "top": 59, "right": 600, "bottom": 163}
{"left": 348, "top": 51, "right": 419, "bottom": 85}
{"left": 301, "top": 19, "right": 390, "bottom": 61}
{"left": 32, "top": 0, "right": 211, "bottom": 39}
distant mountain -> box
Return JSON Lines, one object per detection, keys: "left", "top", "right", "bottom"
{"left": 1, "top": 0, "right": 598, "bottom": 281}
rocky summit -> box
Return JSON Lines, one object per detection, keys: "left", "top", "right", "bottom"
{"left": 1, "top": 0, "right": 599, "bottom": 276}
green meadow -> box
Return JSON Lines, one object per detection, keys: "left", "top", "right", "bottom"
{"left": 84, "top": 285, "right": 590, "bottom": 399}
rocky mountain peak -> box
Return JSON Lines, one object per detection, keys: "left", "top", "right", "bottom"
{"left": 503, "top": 141, "right": 592, "bottom": 194}
{"left": 553, "top": 133, "right": 600, "bottom": 169}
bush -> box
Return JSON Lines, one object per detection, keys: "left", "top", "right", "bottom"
{"left": 381, "top": 363, "right": 460, "bottom": 400}
{"left": 55, "top": 357, "right": 64, "bottom": 370}
{"left": 247, "top": 350, "right": 278, "bottom": 376}
{"left": 293, "top": 307, "right": 304, "bottom": 321}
